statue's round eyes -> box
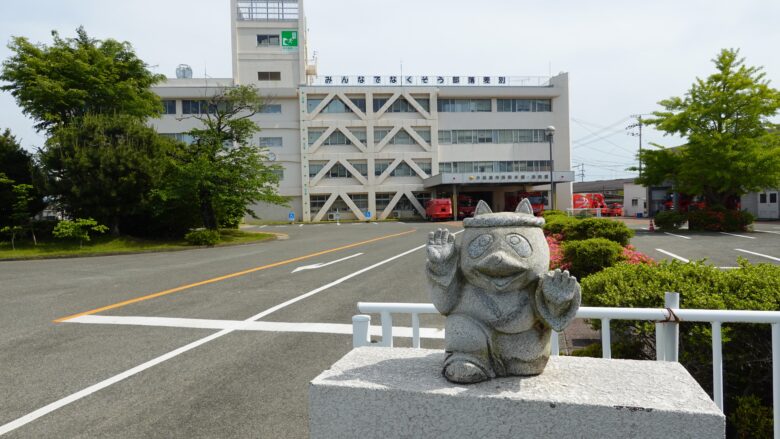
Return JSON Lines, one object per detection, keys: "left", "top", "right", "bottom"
{"left": 467, "top": 234, "right": 493, "bottom": 258}
{"left": 506, "top": 234, "right": 532, "bottom": 257}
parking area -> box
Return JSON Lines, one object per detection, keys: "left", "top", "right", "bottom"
{"left": 626, "top": 220, "right": 780, "bottom": 267}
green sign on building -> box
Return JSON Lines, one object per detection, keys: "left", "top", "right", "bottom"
{"left": 281, "top": 30, "right": 298, "bottom": 47}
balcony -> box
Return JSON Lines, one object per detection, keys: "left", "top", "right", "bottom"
{"left": 236, "top": 0, "right": 299, "bottom": 21}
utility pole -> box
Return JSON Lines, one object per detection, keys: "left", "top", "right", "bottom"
{"left": 573, "top": 163, "right": 585, "bottom": 182}
{"left": 626, "top": 115, "right": 645, "bottom": 177}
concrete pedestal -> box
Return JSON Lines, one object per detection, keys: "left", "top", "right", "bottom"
{"left": 309, "top": 347, "right": 724, "bottom": 439}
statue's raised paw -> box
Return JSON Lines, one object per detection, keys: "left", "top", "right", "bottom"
{"left": 426, "top": 228, "right": 456, "bottom": 263}
{"left": 535, "top": 269, "right": 581, "bottom": 332}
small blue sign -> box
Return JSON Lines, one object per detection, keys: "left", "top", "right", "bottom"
{"left": 288, "top": 211, "right": 295, "bottom": 221}
{"left": 365, "top": 211, "right": 371, "bottom": 219}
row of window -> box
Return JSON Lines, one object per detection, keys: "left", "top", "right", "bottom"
{"left": 438, "top": 129, "right": 548, "bottom": 144}
{"left": 160, "top": 100, "right": 281, "bottom": 115}
{"left": 306, "top": 96, "right": 430, "bottom": 114}
{"left": 257, "top": 34, "right": 280, "bottom": 46}
{"left": 497, "top": 99, "right": 552, "bottom": 112}
{"left": 439, "top": 160, "right": 552, "bottom": 173}
{"left": 437, "top": 99, "right": 491, "bottom": 112}
{"left": 310, "top": 192, "right": 431, "bottom": 212}
{"left": 308, "top": 160, "right": 432, "bottom": 178}
{"left": 308, "top": 128, "right": 432, "bottom": 146}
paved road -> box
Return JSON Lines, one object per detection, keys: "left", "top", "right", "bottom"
{"left": 0, "top": 221, "right": 456, "bottom": 438}
{"left": 2, "top": 219, "right": 777, "bottom": 438}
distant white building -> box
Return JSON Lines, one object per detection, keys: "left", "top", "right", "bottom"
{"left": 151, "top": 0, "right": 575, "bottom": 221}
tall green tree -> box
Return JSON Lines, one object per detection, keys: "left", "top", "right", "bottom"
{"left": 0, "top": 129, "right": 44, "bottom": 226}
{"left": 1, "top": 27, "right": 164, "bottom": 132}
{"left": 638, "top": 49, "right": 780, "bottom": 207}
{"left": 161, "top": 85, "right": 286, "bottom": 230}
{"left": 40, "top": 114, "right": 176, "bottom": 235}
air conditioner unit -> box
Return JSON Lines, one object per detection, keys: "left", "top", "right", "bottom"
{"left": 327, "top": 213, "right": 336, "bottom": 221}
{"left": 392, "top": 211, "right": 401, "bottom": 219}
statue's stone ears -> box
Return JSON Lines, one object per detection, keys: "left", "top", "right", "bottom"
{"left": 516, "top": 198, "right": 534, "bottom": 215}
{"left": 474, "top": 200, "right": 493, "bottom": 216}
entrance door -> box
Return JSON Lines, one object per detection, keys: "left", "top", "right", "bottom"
{"left": 758, "top": 191, "right": 779, "bottom": 219}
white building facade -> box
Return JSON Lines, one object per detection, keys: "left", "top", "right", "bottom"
{"left": 151, "top": 0, "right": 575, "bottom": 222}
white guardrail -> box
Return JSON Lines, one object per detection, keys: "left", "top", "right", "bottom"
{"left": 352, "top": 293, "right": 780, "bottom": 438}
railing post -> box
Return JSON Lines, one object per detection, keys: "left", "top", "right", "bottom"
{"left": 655, "top": 323, "right": 665, "bottom": 361}
{"left": 772, "top": 323, "right": 780, "bottom": 439}
{"left": 380, "top": 311, "right": 393, "bottom": 347}
{"left": 663, "top": 292, "right": 680, "bottom": 362}
{"left": 711, "top": 322, "right": 723, "bottom": 410}
{"left": 352, "top": 315, "right": 371, "bottom": 348}
{"left": 550, "top": 330, "right": 559, "bottom": 356}
{"left": 411, "top": 313, "right": 420, "bottom": 349}
{"left": 601, "top": 319, "right": 611, "bottom": 359}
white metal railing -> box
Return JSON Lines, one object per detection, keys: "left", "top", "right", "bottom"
{"left": 353, "top": 294, "right": 780, "bottom": 438}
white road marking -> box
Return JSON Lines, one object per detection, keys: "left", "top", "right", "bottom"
{"left": 655, "top": 248, "right": 690, "bottom": 263}
{"left": 664, "top": 232, "right": 691, "bottom": 240}
{"left": 0, "top": 232, "right": 461, "bottom": 436}
{"left": 756, "top": 230, "right": 780, "bottom": 235}
{"left": 298, "top": 224, "right": 303, "bottom": 227}
{"left": 720, "top": 232, "right": 755, "bottom": 239}
{"left": 66, "top": 315, "right": 446, "bottom": 339}
{"left": 257, "top": 225, "right": 268, "bottom": 229}
{"left": 735, "top": 249, "right": 780, "bottom": 262}
{"left": 291, "top": 253, "right": 363, "bottom": 273}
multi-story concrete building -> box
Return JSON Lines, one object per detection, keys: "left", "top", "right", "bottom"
{"left": 151, "top": 0, "right": 574, "bottom": 222}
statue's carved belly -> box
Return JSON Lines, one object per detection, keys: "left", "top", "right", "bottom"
{"left": 454, "top": 285, "right": 537, "bottom": 334}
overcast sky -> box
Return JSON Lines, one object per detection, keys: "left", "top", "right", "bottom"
{"left": 1, "top": 0, "right": 779, "bottom": 181}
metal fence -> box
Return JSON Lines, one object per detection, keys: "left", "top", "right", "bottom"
{"left": 352, "top": 294, "right": 780, "bottom": 438}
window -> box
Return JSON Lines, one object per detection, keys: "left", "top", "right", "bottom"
{"left": 308, "top": 129, "right": 324, "bottom": 145}
{"left": 437, "top": 99, "right": 491, "bottom": 112}
{"left": 161, "top": 133, "right": 195, "bottom": 144}
{"left": 760, "top": 193, "right": 767, "bottom": 203}
{"left": 771, "top": 193, "right": 778, "bottom": 203}
{"left": 257, "top": 34, "right": 280, "bottom": 46}
{"left": 496, "top": 99, "right": 552, "bottom": 112}
{"left": 438, "top": 130, "right": 452, "bottom": 144}
{"left": 271, "top": 169, "right": 284, "bottom": 180}
{"left": 260, "top": 104, "right": 282, "bottom": 114}
{"left": 376, "top": 193, "right": 392, "bottom": 209}
{"left": 416, "top": 128, "right": 431, "bottom": 143}
{"left": 437, "top": 161, "right": 551, "bottom": 174}
{"left": 351, "top": 194, "right": 368, "bottom": 209}
{"left": 258, "top": 71, "right": 281, "bottom": 81}
{"left": 375, "top": 160, "right": 392, "bottom": 176}
{"left": 374, "top": 97, "right": 426, "bottom": 113}
{"left": 258, "top": 137, "right": 283, "bottom": 147}
{"left": 182, "top": 100, "right": 207, "bottom": 115}
{"left": 310, "top": 195, "right": 329, "bottom": 212}
{"left": 632, "top": 199, "right": 639, "bottom": 207}
{"left": 349, "top": 162, "right": 369, "bottom": 176}
{"left": 416, "top": 161, "right": 432, "bottom": 175}
{"left": 161, "top": 100, "right": 176, "bottom": 115}
{"left": 309, "top": 97, "right": 365, "bottom": 113}
{"left": 309, "top": 128, "right": 364, "bottom": 147}
{"left": 391, "top": 162, "right": 415, "bottom": 177}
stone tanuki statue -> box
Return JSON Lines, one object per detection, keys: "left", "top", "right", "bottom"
{"left": 426, "top": 199, "right": 581, "bottom": 384}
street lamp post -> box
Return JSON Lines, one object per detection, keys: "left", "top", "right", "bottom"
{"left": 546, "top": 125, "right": 556, "bottom": 210}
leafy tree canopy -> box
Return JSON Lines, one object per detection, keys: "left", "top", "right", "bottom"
{"left": 0, "top": 129, "right": 44, "bottom": 225}
{"left": 158, "top": 85, "right": 287, "bottom": 230}
{"left": 638, "top": 49, "right": 780, "bottom": 207}
{"left": 1, "top": 27, "right": 165, "bottom": 132}
{"left": 41, "top": 114, "right": 176, "bottom": 235}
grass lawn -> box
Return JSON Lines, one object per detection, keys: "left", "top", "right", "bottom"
{"left": 0, "top": 229, "right": 275, "bottom": 261}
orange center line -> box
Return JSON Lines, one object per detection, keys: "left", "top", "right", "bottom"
{"left": 53, "top": 228, "right": 418, "bottom": 323}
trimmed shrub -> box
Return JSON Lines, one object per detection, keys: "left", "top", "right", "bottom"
{"left": 653, "top": 210, "right": 687, "bottom": 230}
{"left": 541, "top": 209, "right": 566, "bottom": 219}
{"left": 687, "top": 208, "right": 754, "bottom": 232}
{"left": 580, "top": 259, "right": 780, "bottom": 437}
{"left": 543, "top": 215, "right": 578, "bottom": 236}
{"left": 730, "top": 395, "right": 773, "bottom": 439}
{"left": 566, "top": 218, "right": 634, "bottom": 246}
{"left": 561, "top": 238, "right": 624, "bottom": 278}
{"left": 184, "top": 229, "right": 220, "bottom": 246}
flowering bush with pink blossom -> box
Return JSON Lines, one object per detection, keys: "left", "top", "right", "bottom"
{"left": 546, "top": 231, "right": 654, "bottom": 275}
{"left": 622, "top": 245, "right": 656, "bottom": 266}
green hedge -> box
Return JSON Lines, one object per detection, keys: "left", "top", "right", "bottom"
{"left": 653, "top": 210, "right": 687, "bottom": 230}
{"left": 687, "top": 208, "right": 754, "bottom": 232}
{"left": 565, "top": 218, "right": 634, "bottom": 246}
{"left": 543, "top": 215, "right": 579, "bottom": 236}
{"left": 541, "top": 209, "right": 566, "bottom": 219}
{"left": 580, "top": 259, "right": 780, "bottom": 436}
{"left": 561, "top": 238, "right": 624, "bottom": 279}
{"left": 184, "top": 229, "right": 220, "bottom": 246}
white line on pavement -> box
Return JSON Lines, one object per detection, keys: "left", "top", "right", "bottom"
{"left": 0, "top": 231, "right": 461, "bottom": 436}
{"left": 655, "top": 248, "right": 690, "bottom": 263}
{"left": 735, "top": 249, "right": 780, "bottom": 262}
{"left": 664, "top": 232, "right": 692, "bottom": 240}
{"left": 291, "top": 253, "right": 363, "bottom": 273}
{"left": 257, "top": 225, "right": 268, "bottom": 229}
{"left": 720, "top": 232, "right": 755, "bottom": 239}
{"left": 67, "top": 315, "right": 446, "bottom": 339}
{"left": 756, "top": 230, "right": 780, "bottom": 235}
